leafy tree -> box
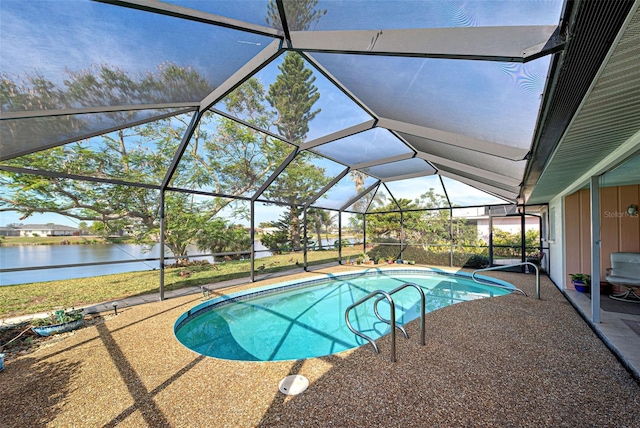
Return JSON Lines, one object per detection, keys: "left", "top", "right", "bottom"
{"left": 410, "top": 189, "right": 478, "bottom": 248}
{"left": 364, "top": 188, "right": 479, "bottom": 250}
{"left": 195, "top": 218, "right": 250, "bottom": 255}
{"left": 163, "top": 194, "right": 205, "bottom": 261}
{"left": 307, "top": 208, "right": 331, "bottom": 249}
{"left": 0, "top": 67, "right": 277, "bottom": 258}
{"left": 524, "top": 228, "right": 541, "bottom": 250}
{"left": 2, "top": 3, "right": 332, "bottom": 265}
{"left": 320, "top": 210, "right": 336, "bottom": 244}
{"left": 1, "top": 63, "right": 212, "bottom": 151}
{"left": 63, "top": 62, "right": 212, "bottom": 108}
{"left": 492, "top": 228, "right": 540, "bottom": 258}
{"left": 411, "top": 190, "right": 453, "bottom": 245}
{"left": 88, "top": 221, "right": 106, "bottom": 236}
{"left": 1, "top": 63, "right": 208, "bottom": 246}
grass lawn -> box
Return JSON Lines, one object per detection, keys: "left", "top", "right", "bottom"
{"left": 0, "top": 247, "right": 364, "bottom": 319}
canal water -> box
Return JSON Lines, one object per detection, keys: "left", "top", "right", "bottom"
{"left": 0, "top": 242, "right": 268, "bottom": 286}
{"left": 0, "top": 239, "right": 347, "bottom": 286}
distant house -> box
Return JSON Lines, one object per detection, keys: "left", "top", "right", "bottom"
{"left": 454, "top": 207, "right": 540, "bottom": 243}
{"left": 258, "top": 227, "right": 280, "bottom": 234}
{"left": 0, "top": 226, "right": 20, "bottom": 237}
{"left": 16, "top": 224, "right": 79, "bottom": 237}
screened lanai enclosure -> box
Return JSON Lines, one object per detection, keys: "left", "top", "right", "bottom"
{"left": 0, "top": 0, "right": 572, "bottom": 294}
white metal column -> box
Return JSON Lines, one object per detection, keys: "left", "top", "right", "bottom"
{"left": 590, "top": 176, "right": 601, "bottom": 323}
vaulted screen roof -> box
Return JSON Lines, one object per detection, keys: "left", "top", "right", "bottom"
{"left": 4, "top": 0, "right": 628, "bottom": 212}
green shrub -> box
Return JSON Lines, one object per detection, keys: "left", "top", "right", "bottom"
{"left": 460, "top": 254, "right": 490, "bottom": 268}
{"left": 401, "top": 246, "right": 432, "bottom": 264}
{"left": 333, "top": 239, "right": 351, "bottom": 249}
{"left": 368, "top": 242, "right": 490, "bottom": 268}
{"left": 367, "top": 238, "right": 402, "bottom": 261}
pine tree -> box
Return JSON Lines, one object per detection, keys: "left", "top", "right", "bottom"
{"left": 264, "top": 53, "right": 328, "bottom": 249}
{"left": 266, "top": 52, "right": 321, "bottom": 144}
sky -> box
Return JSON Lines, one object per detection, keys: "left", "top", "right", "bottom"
{"left": 0, "top": 211, "right": 81, "bottom": 228}
{"left": 0, "top": 0, "right": 561, "bottom": 227}
{"left": 0, "top": 1, "right": 270, "bottom": 87}
{"left": 0, "top": 0, "right": 563, "bottom": 87}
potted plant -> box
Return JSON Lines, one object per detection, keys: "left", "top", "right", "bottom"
{"left": 570, "top": 273, "right": 591, "bottom": 293}
{"left": 356, "top": 253, "right": 370, "bottom": 265}
{"left": 31, "top": 308, "right": 85, "bottom": 337}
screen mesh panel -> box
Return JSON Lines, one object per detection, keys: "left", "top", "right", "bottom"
{"left": 312, "top": 128, "right": 412, "bottom": 166}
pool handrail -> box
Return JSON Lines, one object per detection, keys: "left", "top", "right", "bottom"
{"left": 345, "top": 290, "right": 397, "bottom": 362}
{"left": 373, "top": 282, "right": 426, "bottom": 347}
{"left": 471, "top": 262, "right": 539, "bottom": 299}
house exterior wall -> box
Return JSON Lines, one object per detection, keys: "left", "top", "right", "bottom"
{"left": 564, "top": 184, "right": 640, "bottom": 289}
{"left": 17, "top": 225, "right": 79, "bottom": 237}
{"left": 0, "top": 227, "right": 20, "bottom": 237}
{"left": 19, "top": 229, "right": 57, "bottom": 237}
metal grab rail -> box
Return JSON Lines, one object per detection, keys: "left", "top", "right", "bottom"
{"left": 472, "top": 262, "right": 539, "bottom": 299}
{"left": 373, "top": 282, "right": 426, "bottom": 347}
{"left": 345, "top": 283, "right": 427, "bottom": 362}
{"left": 345, "top": 290, "right": 396, "bottom": 361}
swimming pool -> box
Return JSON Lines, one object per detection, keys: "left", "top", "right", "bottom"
{"left": 174, "top": 267, "right": 515, "bottom": 361}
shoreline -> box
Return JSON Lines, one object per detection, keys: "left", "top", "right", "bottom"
{"left": 0, "top": 236, "right": 136, "bottom": 247}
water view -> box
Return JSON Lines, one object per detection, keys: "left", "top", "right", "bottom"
{"left": 0, "top": 239, "right": 347, "bottom": 286}
{"left": 0, "top": 242, "right": 267, "bottom": 286}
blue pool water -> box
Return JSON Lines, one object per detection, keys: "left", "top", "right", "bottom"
{"left": 174, "top": 268, "right": 515, "bottom": 361}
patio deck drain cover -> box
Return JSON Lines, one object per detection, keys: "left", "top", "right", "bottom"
{"left": 278, "top": 375, "right": 309, "bottom": 395}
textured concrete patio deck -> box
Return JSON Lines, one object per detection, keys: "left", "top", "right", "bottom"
{"left": 1, "top": 266, "right": 639, "bottom": 427}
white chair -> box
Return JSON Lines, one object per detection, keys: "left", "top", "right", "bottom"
{"left": 606, "top": 252, "right": 640, "bottom": 303}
